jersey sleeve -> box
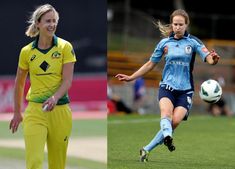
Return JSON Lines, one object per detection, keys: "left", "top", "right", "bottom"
{"left": 191, "top": 36, "right": 210, "bottom": 62}
{"left": 18, "top": 47, "right": 29, "bottom": 70}
{"left": 195, "top": 44, "right": 210, "bottom": 62}
{"left": 63, "top": 42, "right": 77, "bottom": 64}
{"left": 150, "top": 39, "right": 166, "bottom": 63}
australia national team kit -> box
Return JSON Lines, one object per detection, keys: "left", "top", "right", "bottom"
{"left": 18, "top": 35, "right": 76, "bottom": 169}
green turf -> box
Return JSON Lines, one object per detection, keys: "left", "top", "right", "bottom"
{"left": 72, "top": 119, "right": 107, "bottom": 137}
{"left": 0, "top": 121, "right": 23, "bottom": 138}
{"left": 108, "top": 114, "right": 235, "bottom": 169}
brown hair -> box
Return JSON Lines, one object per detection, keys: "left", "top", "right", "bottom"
{"left": 156, "top": 9, "right": 190, "bottom": 37}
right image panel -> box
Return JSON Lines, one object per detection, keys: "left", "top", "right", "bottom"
{"left": 108, "top": 1, "right": 235, "bottom": 169}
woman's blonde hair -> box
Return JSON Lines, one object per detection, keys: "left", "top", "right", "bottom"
{"left": 155, "top": 9, "right": 190, "bottom": 37}
{"left": 25, "top": 4, "right": 59, "bottom": 37}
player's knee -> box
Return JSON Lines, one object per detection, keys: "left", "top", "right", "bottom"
{"left": 160, "top": 109, "right": 172, "bottom": 119}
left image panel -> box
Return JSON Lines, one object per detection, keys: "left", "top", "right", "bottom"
{"left": 0, "top": 1, "right": 107, "bottom": 169}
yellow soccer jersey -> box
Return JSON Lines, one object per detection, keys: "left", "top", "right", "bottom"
{"left": 18, "top": 35, "right": 76, "bottom": 104}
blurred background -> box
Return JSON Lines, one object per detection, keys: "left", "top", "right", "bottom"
{"left": 108, "top": 0, "right": 235, "bottom": 116}
{"left": 0, "top": 1, "right": 107, "bottom": 169}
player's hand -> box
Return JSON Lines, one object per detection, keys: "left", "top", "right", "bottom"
{"left": 115, "top": 74, "right": 132, "bottom": 82}
{"left": 9, "top": 113, "right": 23, "bottom": 133}
{"left": 210, "top": 49, "right": 220, "bottom": 65}
{"left": 42, "top": 95, "right": 58, "bottom": 112}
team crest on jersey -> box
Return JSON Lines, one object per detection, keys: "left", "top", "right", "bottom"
{"left": 51, "top": 51, "right": 61, "bottom": 58}
{"left": 185, "top": 46, "right": 192, "bottom": 54}
{"left": 30, "top": 55, "right": 36, "bottom": 61}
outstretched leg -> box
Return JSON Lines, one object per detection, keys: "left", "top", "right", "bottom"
{"left": 159, "top": 98, "right": 175, "bottom": 152}
{"left": 144, "top": 130, "right": 164, "bottom": 151}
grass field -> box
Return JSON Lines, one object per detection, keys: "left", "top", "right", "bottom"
{"left": 108, "top": 114, "right": 235, "bottom": 169}
{"left": 0, "top": 119, "right": 107, "bottom": 169}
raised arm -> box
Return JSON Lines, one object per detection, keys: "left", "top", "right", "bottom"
{"left": 115, "top": 60, "right": 157, "bottom": 82}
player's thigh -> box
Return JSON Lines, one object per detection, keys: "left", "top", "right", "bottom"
{"left": 158, "top": 86, "right": 175, "bottom": 118}
{"left": 47, "top": 104, "right": 72, "bottom": 140}
{"left": 47, "top": 105, "right": 72, "bottom": 169}
{"left": 159, "top": 97, "right": 174, "bottom": 118}
{"left": 23, "top": 103, "right": 48, "bottom": 168}
{"left": 23, "top": 102, "right": 48, "bottom": 148}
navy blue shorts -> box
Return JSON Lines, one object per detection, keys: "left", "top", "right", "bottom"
{"left": 158, "top": 84, "right": 194, "bottom": 120}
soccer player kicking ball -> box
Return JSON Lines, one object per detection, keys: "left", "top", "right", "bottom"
{"left": 9, "top": 4, "right": 76, "bottom": 169}
{"left": 115, "top": 9, "right": 219, "bottom": 162}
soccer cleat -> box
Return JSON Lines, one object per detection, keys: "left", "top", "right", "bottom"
{"left": 140, "top": 148, "right": 149, "bottom": 162}
{"left": 164, "top": 136, "right": 175, "bottom": 152}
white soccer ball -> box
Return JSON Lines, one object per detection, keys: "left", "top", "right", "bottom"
{"left": 199, "top": 79, "right": 222, "bottom": 103}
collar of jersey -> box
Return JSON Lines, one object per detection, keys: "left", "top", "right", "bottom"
{"left": 169, "top": 31, "right": 189, "bottom": 40}
{"left": 31, "top": 35, "right": 58, "bottom": 49}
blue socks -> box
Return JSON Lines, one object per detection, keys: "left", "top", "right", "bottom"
{"left": 144, "top": 117, "right": 173, "bottom": 152}
{"left": 144, "top": 130, "right": 164, "bottom": 151}
{"left": 160, "top": 117, "right": 173, "bottom": 138}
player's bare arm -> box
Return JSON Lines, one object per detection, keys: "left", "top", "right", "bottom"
{"left": 115, "top": 60, "right": 156, "bottom": 82}
{"left": 10, "top": 67, "right": 28, "bottom": 133}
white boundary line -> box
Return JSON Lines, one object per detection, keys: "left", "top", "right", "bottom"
{"left": 108, "top": 115, "right": 214, "bottom": 124}
{"left": 108, "top": 118, "right": 160, "bottom": 124}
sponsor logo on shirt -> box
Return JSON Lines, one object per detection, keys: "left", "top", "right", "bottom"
{"left": 40, "top": 61, "right": 50, "bottom": 72}
{"left": 169, "top": 61, "right": 189, "bottom": 66}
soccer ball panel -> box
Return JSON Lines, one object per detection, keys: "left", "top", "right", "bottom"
{"left": 199, "top": 79, "right": 222, "bottom": 103}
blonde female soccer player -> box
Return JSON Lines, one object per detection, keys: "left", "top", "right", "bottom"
{"left": 116, "top": 9, "right": 220, "bottom": 162}
{"left": 9, "top": 4, "right": 76, "bottom": 169}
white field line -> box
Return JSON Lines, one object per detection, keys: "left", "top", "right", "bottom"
{"left": 108, "top": 115, "right": 213, "bottom": 124}
{"left": 108, "top": 118, "right": 160, "bottom": 124}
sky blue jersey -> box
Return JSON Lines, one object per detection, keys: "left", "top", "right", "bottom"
{"left": 150, "top": 32, "right": 210, "bottom": 91}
